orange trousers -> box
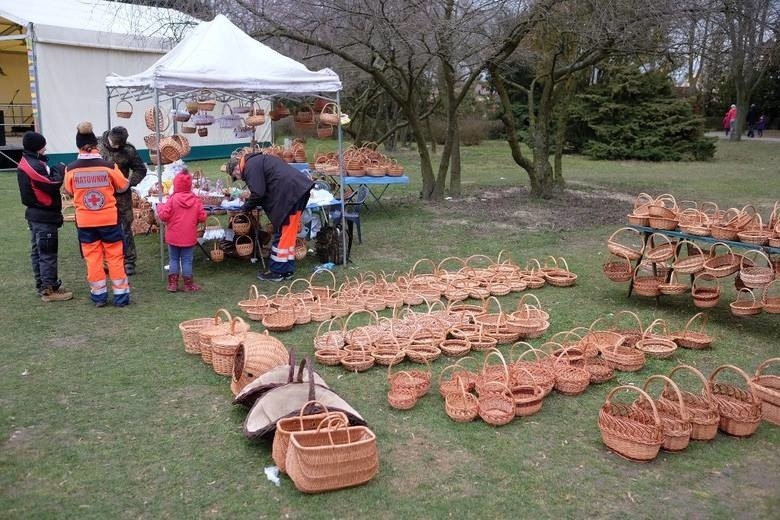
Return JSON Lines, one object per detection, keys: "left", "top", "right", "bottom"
{"left": 81, "top": 240, "right": 129, "bottom": 300}
{"left": 269, "top": 210, "right": 302, "bottom": 270}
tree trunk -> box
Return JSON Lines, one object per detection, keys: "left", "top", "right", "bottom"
{"left": 731, "top": 84, "right": 749, "bottom": 142}
{"left": 529, "top": 80, "right": 555, "bottom": 198}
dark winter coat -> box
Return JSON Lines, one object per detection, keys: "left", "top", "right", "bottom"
{"left": 99, "top": 134, "right": 147, "bottom": 213}
{"left": 17, "top": 151, "right": 64, "bottom": 225}
{"left": 746, "top": 106, "right": 760, "bottom": 125}
{"left": 240, "top": 153, "right": 314, "bottom": 229}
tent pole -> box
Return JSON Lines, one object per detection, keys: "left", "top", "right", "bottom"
{"left": 337, "top": 91, "right": 347, "bottom": 267}
{"left": 106, "top": 87, "right": 112, "bottom": 130}
{"left": 155, "top": 85, "right": 165, "bottom": 281}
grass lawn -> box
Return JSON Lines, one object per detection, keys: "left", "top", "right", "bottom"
{"left": 0, "top": 139, "right": 778, "bottom": 519}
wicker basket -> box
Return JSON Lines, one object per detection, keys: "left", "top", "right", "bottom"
{"left": 144, "top": 106, "right": 169, "bottom": 132}
{"left": 658, "top": 270, "right": 689, "bottom": 296}
{"left": 739, "top": 250, "right": 774, "bottom": 289}
{"left": 603, "top": 252, "right": 632, "bottom": 282}
{"left": 691, "top": 273, "right": 720, "bottom": 309}
{"left": 599, "top": 386, "right": 663, "bottom": 462}
{"left": 477, "top": 383, "right": 515, "bottom": 426}
{"left": 763, "top": 280, "right": 780, "bottom": 314}
{"left": 116, "top": 99, "right": 133, "bottom": 118}
{"left": 670, "top": 312, "right": 714, "bottom": 349}
{"left": 634, "top": 319, "right": 677, "bottom": 359}
{"left": 388, "top": 354, "right": 431, "bottom": 398}
{"left": 730, "top": 288, "right": 763, "bottom": 317}
{"left": 749, "top": 358, "right": 780, "bottom": 426}
{"left": 626, "top": 192, "right": 653, "bottom": 226}
{"left": 632, "top": 263, "right": 662, "bottom": 297}
{"left": 210, "top": 242, "right": 224, "bottom": 263}
{"left": 445, "top": 378, "right": 479, "bottom": 422}
{"left": 602, "top": 342, "right": 645, "bottom": 372}
{"left": 211, "top": 317, "right": 249, "bottom": 377}
{"left": 197, "top": 308, "right": 233, "bottom": 365}
{"left": 178, "top": 316, "right": 215, "bottom": 354}
{"left": 262, "top": 305, "right": 295, "bottom": 332}
{"left": 607, "top": 227, "right": 645, "bottom": 261}
{"left": 230, "top": 330, "right": 289, "bottom": 395}
{"left": 644, "top": 233, "right": 676, "bottom": 263}
{"left": 272, "top": 401, "right": 348, "bottom": 471}
{"left": 635, "top": 375, "right": 692, "bottom": 452}
{"left": 510, "top": 346, "right": 556, "bottom": 397}
{"left": 234, "top": 235, "right": 254, "bottom": 257}
{"left": 661, "top": 365, "right": 719, "bottom": 441}
{"left": 671, "top": 240, "right": 706, "bottom": 275}
{"left": 709, "top": 364, "right": 762, "bottom": 437}
{"left": 510, "top": 367, "right": 544, "bottom": 416}
{"left": 230, "top": 213, "right": 252, "bottom": 236}
{"left": 703, "top": 242, "right": 744, "bottom": 278}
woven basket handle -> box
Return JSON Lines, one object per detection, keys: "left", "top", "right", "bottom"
{"left": 229, "top": 316, "right": 246, "bottom": 335}
{"left": 213, "top": 308, "right": 232, "bottom": 325}
{"left": 754, "top": 357, "right": 780, "bottom": 378}
{"left": 654, "top": 193, "right": 677, "bottom": 209}
{"left": 556, "top": 257, "right": 570, "bottom": 272}
{"left": 309, "top": 268, "right": 337, "bottom": 291}
{"left": 734, "top": 288, "right": 757, "bottom": 305}
{"left": 700, "top": 201, "right": 719, "bottom": 217}
{"left": 763, "top": 280, "right": 779, "bottom": 303}
{"left": 495, "top": 249, "right": 514, "bottom": 266}
{"left": 481, "top": 348, "right": 510, "bottom": 383}
{"left": 514, "top": 347, "right": 550, "bottom": 364}
{"left": 513, "top": 366, "right": 542, "bottom": 393}
{"left": 297, "top": 399, "right": 330, "bottom": 424}
{"left": 741, "top": 249, "right": 770, "bottom": 270}
{"left": 674, "top": 239, "right": 703, "bottom": 260}
{"left": 709, "top": 364, "right": 756, "bottom": 403}
{"left": 634, "top": 192, "right": 654, "bottom": 209}
{"left": 508, "top": 341, "right": 535, "bottom": 363}
{"left": 682, "top": 312, "right": 708, "bottom": 335}
{"left": 642, "top": 375, "right": 688, "bottom": 421}
{"left": 667, "top": 364, "right": 713, "bottom": 400}
{"left": 612, "top": 310, "right": 643, "bottom": 332}
{"left": 606, "top": 386, "right": 661, "bottom": 426}
{"left": 708, "top": 241, "right": 733, "bottom": 256}
{"left": 642, "top": 318, "right": 669, "bottom": 340}
{"left": 288, "top": 277, "right": 312, "bottom": 294}
{"left": 517, "top": 293, "right": 542, "bottom": 311}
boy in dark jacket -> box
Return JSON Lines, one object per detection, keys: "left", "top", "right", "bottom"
{"left": 16, "top": 131, "right": 73, "bottom": 302}
{"left": 99, "top": 126, "right": 147, "bottom": 275}
{"left": 227, "top": 152, "right": 313, "bottom": 281}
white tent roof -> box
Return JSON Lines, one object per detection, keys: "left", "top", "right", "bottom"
{"left": 105, "top": 14, "right": 342, "bottom": 94}
{"left": 0, "top": 0, "right": 192, "bottom": 52}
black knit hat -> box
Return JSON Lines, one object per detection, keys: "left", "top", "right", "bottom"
{"left": 108, "top": 126, "right": 128, "bottom": 147}
{"left": 76, "top": 121, "right": 98, "bottom": 150}
{"left": 22, "top": 131, "right": 46, "bottom": 152}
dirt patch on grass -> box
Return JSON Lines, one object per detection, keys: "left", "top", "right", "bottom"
{"left": 429, "top": 185, "right": 632, "bottom": 232}
{"left": 3, "top": 426, "right": 37, "bottom": 451}
{"left": 48, "top": 335, "right": 88, "bottom": 349}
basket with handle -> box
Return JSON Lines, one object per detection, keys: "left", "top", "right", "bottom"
{"left": 144, "top": 106, "right": 169, "bottom": 132}
{"left": 763, "top": 280, "right": 780, "bottom": 314}
{"left": 670, "top": 312, "right": 713, "bottom": 349}
{"left": 661, "top": 365, "right": 719, "bottom": 440}
{"left": 671, "top": 240, "right": 706, "bottom": 275}
{"left": 749, "top": 358, "right": 780, "bottom": 425}
{"left": 230, "top": 213, "right": 252, "bottom": 236}
{"left": 246, "top": 102, "right": 266, "bottom": 127}
{"left": 262, "top": 304, "right": 295, "bottom": 332}
{"left": 218, "top": 103, "right": 243, "bottom": 128}
{"left": 611, "top": 310, "right": 644, "bottom": 348}
{"left": 677, "top": 208, "right": 710, "bottom": 236}
{"left": 729, "top": 288, "right": 763, "bottom": 317}
{"left": 285, "top": 417, "right": 379, "bottom": 493}
{"left": 510, "top": 345, "right": 555, "bottom": 397}
{"left": 543, "top": 256, "right": 577, "bottom": 287}
{"left": 658, "top": 270, "right": 688, "bottom": 296}
{"left": 477, "top": 383, "right": 515, "bottom": 426}
{"left": 607, "top": 227, "right": 645, "bottom": 261}
{"left": 340, "top": 345, "right": 375, "bottom": 372}
{"left": 178, "top": 316, "right": 216, "bottom": 354}
{"left": 387, "top": 376, "right": 418, "bottom": 410}
{"left": 603, "top": 252, "right": 632, "bottom": 282}
{"left": 634, "top": 319, "right": 677, "bottom": 359}
{"left": 598, "top": 385, "right": 663, "bottom": 462}
{"left": 211, "top": 317, "right": 249, "bottom": 377}
{"left": 197, "top": 308, "right": 233, "bottom": 365}
{"left": 549, "top": 344, "right": 590, "bottom": 396}
{"left": 648, "top": 193, "right": 678, "bottom": 218}
{"left": 438, "top": 358, "right": 474, "bottom": 398}
{"left": 388, "top": 352, "right": 431, "bottom": 398}
{"left": 445, "top": 378, "right": 479, "bottom": 423}
{"left": 510, "top": 367, "right": 544, "bottom": 417}
{"left": 602, "top": 342, "right": 645, "bottom": 373}
{"left": 691, "top": 273, "right": 720, "bottom": 308}
{"left": 739, "top": 249, "right": 774, "bottom": 289}
{"left": 644, "top": 233, "right": 676, "bottom": 263}
{"left": 209, "top": 242, "right": 224, "bottom": 263}
{"left": 310, "top": 269, "right": 337, "bottom": 301}
{"left": 737, "top": 212, "right": 771, "bottom": 245}
{"left": 234, "top": 235, "right": 254, "bottom": 257}
{"left": 709, "top": 364, "right": 762, "bottom": 437}
{"left": 319, "top": 102, "right": 340, "bottom": 126}
{"left": 635, "top": 375, "right": 691, "bottom": 452}
{"left": 627, "top": 192, "right": 653, "bottom": 225}
{"left": 229, "top": 330, "right": 289, "bottom": 396}
{"left": 272, "top": 400, "right": 348, "bottom": 472}
{"left": 115, "top": 99, "right": 133, "bottom": 118}
{"left": 195, "top": 90, "right": 217, "bottom": 112}
{"left": 632, "top": 263, "right": 662, "bottom": 297}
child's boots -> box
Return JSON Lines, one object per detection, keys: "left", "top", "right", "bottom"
{"left": 183, "top": 276, "right": 201, "bottom": 292}
{"left": 167, "top": 274, "right": 179, "bottom": 292}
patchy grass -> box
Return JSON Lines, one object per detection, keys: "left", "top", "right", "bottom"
{"left": 0, "top": 139, "right": 778, "bottom": 518}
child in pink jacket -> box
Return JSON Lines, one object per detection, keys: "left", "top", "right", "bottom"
{"left": 156, "top": 170, "right": 207, "bottom": 292}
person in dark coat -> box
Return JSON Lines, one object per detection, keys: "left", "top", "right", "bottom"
{"left": 16, "top": 131, "right": 73, "bottom": 302}
{"left": 227, "top": 152, "right": 314, "bottom": 281}
{"left": 746, "top": 104, "right": 760, "bottom": 138}
{"left": 99, "top": 126, "right": 147, "bottom": 275}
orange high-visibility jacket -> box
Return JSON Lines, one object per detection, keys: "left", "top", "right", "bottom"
{"left": 64, "top": 153, "right": 129, "bottom": 228}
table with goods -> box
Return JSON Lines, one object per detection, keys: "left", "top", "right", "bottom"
{"left": 603, "top": 194, "right": 780, "bottom": 317}
{"left": 173, "top": 249, "right": 777, "bottom": 493}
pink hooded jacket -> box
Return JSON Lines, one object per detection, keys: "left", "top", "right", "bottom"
{"left": 156, "top": 172, "right": 207, "bottom": 247}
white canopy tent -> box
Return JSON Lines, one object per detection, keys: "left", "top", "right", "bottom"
{"left": 0, "top": 0, "right": 194, "bottom": 161}
{"left": 105, "top": 14, "right": 348, "bottom": 272}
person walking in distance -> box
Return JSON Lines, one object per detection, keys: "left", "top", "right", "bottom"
{"left": 746, "top": 104, "right": 760, "bottom": 138}
{"left": 722, "top": 104, "right": 737, "bottom": 137}
{"left": 226, "top": 151, "right": 313, "bottom": 282}
{"left": 16, "top": 131, "right": 73, "bottom": 302}
{"left": 156, "top": 170, "right": 207, "bottom": 292}
{"left": 99, "top": 126, "right": 147, "bottom": 275}
{"left": 64, "top": 122, "right": 131, "bottom": 307}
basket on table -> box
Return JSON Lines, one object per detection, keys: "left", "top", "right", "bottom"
{"left": 272, "top": 401, "right": 348, "bottom": 472}
{"left": 709, "top": 364, "right": 762, "bottom": 437}
{"left": 197, "top": 308, "right": 234, "bottom": 365}
{"left": 763, "top": 280, "right": 780, "bottom": 314}
{"left": 644, "top": 233, "right": 676, "bottom": 263}
{"left": 634, "top": 319, "right": 677, "bottom": 359}
{"left": 737, "top": 213, "right": 772, "bottom": 245}
{"left": 634, "top": 375, "right": 692, "bottom": 452}
{"left": 445, "top": 378, "right": 479, "bottom": 423}
{"left": 598, "top": 385, "right": 663, "bottom": 462}
{"left": 648, "top": 193, "right": 678, "bottom": 218}
{"left": 670, "top": 312, "right": 714, "bottom": 349}
{"left": 626, "top": 192, "right": 653, "bottom": 226}
{"left": 677, "top": 208, "right": 710, "bottom": 236}
{"left": 703, "top": 242, "right": 747, "bottom": 278}
{"left": 709, "top": 208, "right": 741, "bottom": 240}
{"left": 607, "top": 227, "right": 645, "bottom": 261}
{"left": 603, "top": 252, "right": 632, "bottom": 282}
{"left": 691, "top": 273, "right": 720, "bottom": 309}
{"left": 749, "top": 358, "right": 780, "bottom": 426}
{"left": 660, "top": 365, "right": 719, "bottom": 441}
{"left": 285, "top": 417, "right": 379, "bottom": 493}
{"left": 671, "top": 240, "right": 706, "bottom": 275}
{"left": 739, "top": 250, "right": 774, "bottom": 289}
{"left": 730, "top": 288, "right": 763, "bottom": 317}
{"left": 211, "top": 317, "right": 250, "bottom": 377}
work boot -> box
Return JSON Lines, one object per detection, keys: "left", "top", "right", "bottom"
{"left": 125, "top": 264, "right": 136, "bottom": 276}
{"left": 167, "top": 274, "right": 180, "bottom": 293}
{"left": 183, "top": 276, "right": 201, "bottom": 292}
{"left": 41, "top": 287, "right": 73, "bottom": 302}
